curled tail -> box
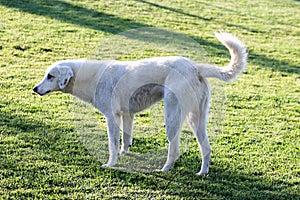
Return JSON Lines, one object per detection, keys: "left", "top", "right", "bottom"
{"left": 197, "top": 32, "right": 248, "bottom": 82}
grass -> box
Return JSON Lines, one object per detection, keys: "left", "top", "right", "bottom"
{"left": 0, "top": 0, "right": 299, "bottom": 199}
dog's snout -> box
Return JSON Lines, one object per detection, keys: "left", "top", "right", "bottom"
{"left": 33, "top": 86, "right": 38, "bottom": 93}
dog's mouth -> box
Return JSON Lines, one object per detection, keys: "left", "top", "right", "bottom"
{"left": 40, "top": 90, "right": 51, "bottom": 96}
{"left": 33, "top": 87, "right": 51, "bottom": 96}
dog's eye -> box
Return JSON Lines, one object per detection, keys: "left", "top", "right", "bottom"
{"left": 47, "top": 74, "right": 55, "bottom": 79}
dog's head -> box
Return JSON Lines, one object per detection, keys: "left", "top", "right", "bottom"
{"left": 33, "top": 63, "right": 74, "bottom": 96}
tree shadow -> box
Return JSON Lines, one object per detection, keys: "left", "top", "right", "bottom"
{"left": 1, "top": 0, "right": 298, "bottom": 75}
{"left": 205, "top": 38, "right": 300, "bottom": 74}
{"left": 136, "top": 0, "right": 211, "bottom": 21}
{"left": 1, "top": 107, "right": 298, "bottom": 198}
{"left": 199, "top": 1, "right": 299, "bottom": 29}
{"left": 135, "top": 0, "right": 267, "bottom": 33}
{"left": 134, "top": 0, "right": 299, "bottom": 75}
{"left": 0, "top": 109, "right": 65, "bottom": 148}
{"left": 111, "top": 156, "right": 298, "bottom": 199}
{"left": 0, "top": 0, "right": 147, "bottom": 34}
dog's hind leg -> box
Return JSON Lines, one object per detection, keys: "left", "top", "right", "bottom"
{"left": 159, "top": 91, "right": 182, "bottom": 172}
{"left": 103, "top": 113, "right": 121, "bottom": 167}
{"left": 160, "top": 132, "right": 180, "bottom": 172}
{"left": 187, "top": 97, "right": 211, "bottom": 175}
{"left": 120, "top": 113, "right": 134, "bottom": 155}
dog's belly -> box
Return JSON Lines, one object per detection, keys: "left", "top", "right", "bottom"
{"left": 129, "top": 83, "right": 164, "bottom": 113}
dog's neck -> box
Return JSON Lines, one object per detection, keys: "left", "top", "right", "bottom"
{"left": 62, "top": 60, "right": 113, "bottom": 105}
{"left": 62, "top": 75, "right": 77, "bottom": 97}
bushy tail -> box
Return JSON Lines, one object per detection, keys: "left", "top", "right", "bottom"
{"left": 197, "top": 32, "right": 248, "bottom": 82}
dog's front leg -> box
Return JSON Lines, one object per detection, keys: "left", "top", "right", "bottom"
{"left": 103, "top": 114, "right": 121, "bottom": 167}
{"left": 120, "top": 113, "right": 134, "bottom": 155}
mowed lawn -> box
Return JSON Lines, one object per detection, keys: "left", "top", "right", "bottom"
{"left": 0, "top": 0, "right": 299, "bottom": 199}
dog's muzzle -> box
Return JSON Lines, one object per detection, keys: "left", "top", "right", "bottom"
{"left": 33, "top": 86, "right": 50, "bottom": 96}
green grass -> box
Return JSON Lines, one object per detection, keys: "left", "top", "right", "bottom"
{"left": 0, "top": 0, "right": 299, "bottom": 199}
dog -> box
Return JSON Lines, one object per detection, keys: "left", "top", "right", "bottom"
{"left": 33, "top": 32, "right": 247, "bottom": 175}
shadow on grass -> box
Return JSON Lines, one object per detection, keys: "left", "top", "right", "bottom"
{"left": 0, "top": 109, "right": 66, "bottom": 148}
{"left": 0, "top": 110, "right": 50, "bottom": 135}
{"left": 190, "top": 37, "right": 300, "bottom": 75}
{"left": 0, "top": 0, "right": 299, "bottom": 196}
{"left": 135, "top": 0, "right": 267, "bottom": 33}
{"left": 1, "top": 0, "right": 299, "bottom": 75}
{"left": 0, "top": 0, "right": 146, "bottom": 34}
{"left": 109, "top": 157, "right": 298, "bottom": 199}
{"left": 0, "top": 107, "right": 297, "bottom": 198}
{"left": 134, "top": 0, "right": 299, "bottom": 74}
{"left": 199, "top": 1, "right": 299, "bottom": 29}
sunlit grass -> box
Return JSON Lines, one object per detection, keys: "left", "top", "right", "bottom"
{"left": 0, "top": 0, "right": 299, "bottom": 198}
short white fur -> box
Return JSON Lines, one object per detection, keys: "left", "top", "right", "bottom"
{"left": 33, "top": 32, "right": 247, "bottom": 175}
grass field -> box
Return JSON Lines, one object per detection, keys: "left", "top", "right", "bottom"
{"left": 0, "top": 0, "right": 299, "bottom": 199}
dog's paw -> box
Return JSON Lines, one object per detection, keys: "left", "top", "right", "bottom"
{"left": 102, "top": 163, "right": 115, "bottom": 168}
{"left": 155, "top": 164, "right": 172, "bottom": 173}
{"left": 154, "top": 168, "right": 169, "bottom": 173}
{"left": 195, "top": 170, "right": 209, "bottom": 176}
{"left": 119, "top": 149, "right": 129, "bottom": 156}
{"left": 154, "top": 168, "right": 164, "bottom": 173}
{"left": 101, "top": 163, "right": 110, "bottom": 168}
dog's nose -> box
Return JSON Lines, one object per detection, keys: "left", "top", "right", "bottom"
{"left": 33, "top": 86, "right": 38, "bottom": 93}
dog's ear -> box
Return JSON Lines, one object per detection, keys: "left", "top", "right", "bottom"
{"left": 57, "top": 65, "right": 74, "bottom": 90}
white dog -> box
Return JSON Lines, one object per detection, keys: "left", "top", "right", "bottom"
{"left": 33, "top": 32, "right": 247, "bottom": 175}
